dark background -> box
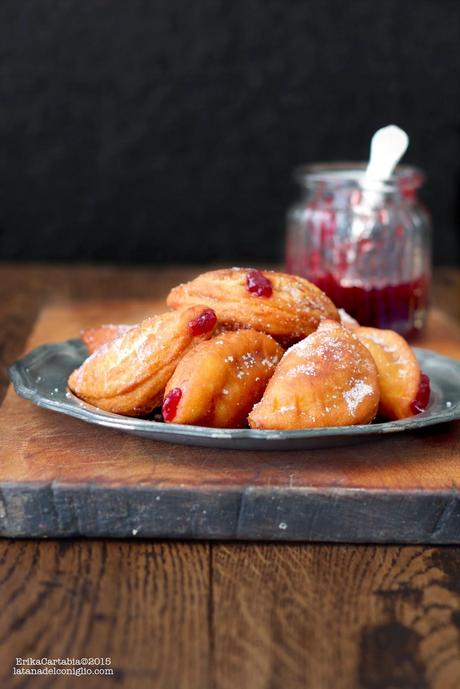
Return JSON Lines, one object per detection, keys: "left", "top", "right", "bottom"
{"left": 0, "top": 0, "right": 459, "bottom": 266}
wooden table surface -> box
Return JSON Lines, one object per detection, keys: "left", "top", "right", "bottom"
{"left": 1, "top": 264, "right": 460, "bottom": 689}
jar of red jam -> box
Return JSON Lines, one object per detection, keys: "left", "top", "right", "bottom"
{"left": 285, "top": 163, "right": 432, "bottom": 338}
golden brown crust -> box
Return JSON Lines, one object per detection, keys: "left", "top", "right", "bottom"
{"left": 248, "top": 320, "right": 380, "bottom": 430}
{"left": 68, "top": 306, "right": 216, "bottom": 416}
{"left": 81, "top": 324, "right": 133, "bottom": 354}
{"left": 164, "top": 330, "right": 284, "bottom": 428}
{"left": 167, "top": 268, "right": 339, "bottom": 344}
{"left": 354, "top": 326, "right": 421, "bottom": 420}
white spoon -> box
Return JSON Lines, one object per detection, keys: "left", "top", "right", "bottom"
{"left": 350, "top": 125, "right": 409, "bottom": 240}
{"left": 363, "top": 124, "right": 409, "bottom": 188}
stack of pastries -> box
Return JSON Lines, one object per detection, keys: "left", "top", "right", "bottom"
{"left": 68, "top": 268, "right": 430, "bottom": 430}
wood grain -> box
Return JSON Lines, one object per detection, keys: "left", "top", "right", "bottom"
{"left": 0, "top": 539, "right": 211, "bottom": 689}
{"left": 211, "top": 544, "right": 460, "bottom": 689}
{"left": 2, "top": 539, "right": 459, "bottom": 689}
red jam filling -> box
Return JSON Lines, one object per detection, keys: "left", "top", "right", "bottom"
{"left": 246, "top": 269, "right": 273, "bottom": 297}
{"left": 410, "top": 373, "right": 431, "bottom": 414}
{"left": 162, "top": 387, "right": 182, "bottom": 422}
{"left": 188, "top": 308, "right": 217, "bottom": 336}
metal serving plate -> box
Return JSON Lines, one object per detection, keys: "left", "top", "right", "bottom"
{"left": 8, "top": 340, "right": 460, "bottom": 450}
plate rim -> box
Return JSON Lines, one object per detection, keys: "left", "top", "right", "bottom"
{"left": 8, "top": 340, "right": 460, "bottom": 442}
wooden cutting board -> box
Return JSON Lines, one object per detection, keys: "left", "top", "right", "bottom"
{"left": 1, "top": 299, "right": 460, "bottom": 542}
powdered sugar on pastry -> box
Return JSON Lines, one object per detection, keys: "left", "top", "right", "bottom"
{"left": 248, "top": 319, "right": 380, "bottom": 430}
{"left": 343, "top": 381, "right": 375, "bottom": 415}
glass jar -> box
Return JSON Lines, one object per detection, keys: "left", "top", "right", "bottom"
{"left": 285, "top": 163, "right": 432, "bottom": 338}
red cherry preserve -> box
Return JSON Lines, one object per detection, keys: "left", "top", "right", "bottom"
{"left": 285, "top": 164, "right": 432, "bottom": 338}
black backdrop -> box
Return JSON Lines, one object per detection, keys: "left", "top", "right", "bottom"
{"left": 0, "top": 0, "right": 459, "bottom": 265}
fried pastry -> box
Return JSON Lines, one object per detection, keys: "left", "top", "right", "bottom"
{"left": 167, "top": 268, "right": 339, "bottom": 345}
{"left": 162, "top": 329, "right": 284, "bottom": 427}
{"left": 68, "top": 306, "right": 217, "bottom": 416}
{"left": 248, "top": 320, "right": 380, "bottom": 430}
{"left": 354, "top": 326, "right": 430, "bottom": 420}
{"left": 338, "top": 308, "right": 359, "bottom": 329}
{"left": 81, "top": 324, "right": 133, "bottom": 354}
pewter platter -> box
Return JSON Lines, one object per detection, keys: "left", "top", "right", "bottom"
{"left": 8, "top": 340, "right": 460, "bottom": 450}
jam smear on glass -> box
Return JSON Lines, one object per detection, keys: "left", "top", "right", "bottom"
{"left": 410, "top": 373, "right": 430, "bottom": 414}
{"left": 246, "top": 269, "right": 273, "bottom": 297}
{"left": 188, "top": 308, "right": 217, "bottom": 336}
{"left": 162, "top": 387, "right": 182, "bottom": 422}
